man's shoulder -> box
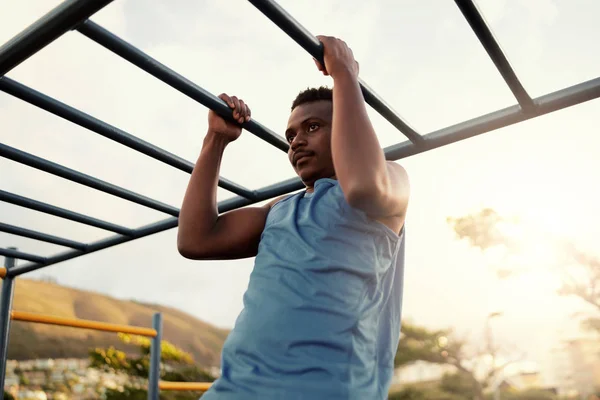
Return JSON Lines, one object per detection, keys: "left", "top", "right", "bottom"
{"left": 263, "top": 193, "right": 295, "bottom": 210}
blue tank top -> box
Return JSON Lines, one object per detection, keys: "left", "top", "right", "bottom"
{"left": 201, "top": 178, "right": 405, "bottom": 399}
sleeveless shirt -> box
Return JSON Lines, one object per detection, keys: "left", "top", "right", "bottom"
{"left": 200, "top": 178, "right": 405, "bottom": 399}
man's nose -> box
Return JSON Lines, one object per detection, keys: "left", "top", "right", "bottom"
{"left": 290, "top": 133, "right": 307, "bottom": 150}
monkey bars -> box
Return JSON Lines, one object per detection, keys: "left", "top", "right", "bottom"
{"left": 1, "top": 0, "right": 600, "bottom": 398}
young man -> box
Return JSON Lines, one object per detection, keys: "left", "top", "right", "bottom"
{"left": 178, "top": 36, "right": 410, "bottom": 399}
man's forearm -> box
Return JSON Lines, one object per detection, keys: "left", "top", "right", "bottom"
{"left": 330, "top": 72, "right": 389, "bottom": 205}
{"left": 178, "top": 132, "right": 229, "bottom": 248}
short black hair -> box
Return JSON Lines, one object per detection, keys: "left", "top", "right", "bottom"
{"left": 291, "top": 86, "right": 332, "bottom": 111}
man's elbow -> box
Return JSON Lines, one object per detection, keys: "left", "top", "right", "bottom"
{"left": 177, "top": 231, "right": 206, "bottom": 260}
{"left": 177, "top": 239, "right": 195, "bottom": 259}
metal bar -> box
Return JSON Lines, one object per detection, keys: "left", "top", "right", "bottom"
{"left": 0, "top": 143, "right": 180, "bottom": 217}
{"left": 158, "top": 382, "right": 212, "bottom": 392}
{"left": 0, "top": 248, "right": 46, "bottom": 264}
{"left": 76, "top": 20, "right": 290, "bottom": 153}
{"left": 11, "top": 310, "right": 157, "bottom": 337}
{"left": 253, "top": 176, "right": 303, "bottom": 198}
{"left": 454, "top": 0, "right": 534, "bottom": 110}
{"left": 383, "top": 76, "right": 600, "bottom": 160}
{"left": 0, "top": 222, "right": 87, "bottom": 250}
{"left": 0, "top": 251, "right": 16, "bottom": 396}
{"left": 8, "top": 188, "right": 278, "bottom": 276}
{"left": 246, "top": 0, "right": 424, "bottom": 145}
{"left": 0, "top": 189, "right": 134, "bottom": 236}
{"left": 0, "top": 77, "right": 256, "bottom": 200}
{"left": 8, "top": 75, "right": 600, "bottom": 276}
{"left": 148, "top": 312, "right": 163, "bottom": 400}
{"left": 0, "top": 0, "right": 113, "bottom": 76}
{"left": 9, "top": 217, "right": 178, "bottom": 276}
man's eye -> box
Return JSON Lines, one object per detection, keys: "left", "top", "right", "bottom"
{"left": 287, "top": 135, "right": 295, "bottom": 143}
{"left": 308, "top": 123, "right": 319, "bottom": 132}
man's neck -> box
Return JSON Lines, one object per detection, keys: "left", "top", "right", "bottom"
{"left": 305, "top": 175, "right": 337, "bottom": 193}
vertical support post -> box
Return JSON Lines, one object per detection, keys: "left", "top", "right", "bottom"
{"left": 147, "top": 312, "right": 163, "bottom": 400}
{"left": 0, "top": 249, "right": 17, "bottom": 397}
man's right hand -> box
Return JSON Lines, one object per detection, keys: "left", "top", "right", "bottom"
{"left": 208, "top": 93, "right": 252, "bottom": 143}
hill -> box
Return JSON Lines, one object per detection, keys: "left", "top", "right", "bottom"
{"left": 7, "top": 278, "right": 229, "bottom": 366}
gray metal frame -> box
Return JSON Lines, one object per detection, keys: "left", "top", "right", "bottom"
{"left": 1, "top": 0, "right": 599, "bottom": 398}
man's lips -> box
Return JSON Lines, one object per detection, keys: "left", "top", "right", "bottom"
{"left": 293, "top": 152, "right": 313, "bottom": 165}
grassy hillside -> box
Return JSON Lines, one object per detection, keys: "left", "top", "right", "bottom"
{"left": 7, "top": 278, "right": 229, "bottom": 366}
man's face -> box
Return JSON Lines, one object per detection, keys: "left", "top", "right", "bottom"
{"left": 285, "top": 100, "right": 335, "bottom": 188}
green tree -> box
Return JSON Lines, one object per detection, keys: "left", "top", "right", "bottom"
{"left": 389, "top": 385, "right": 467, "bottom": 400}
{"left": 395, "top": 322, "right": 521, "bottom": 400}
{"left": 89, "top": 333, "right": 215, "bottom": 400}
{"left": 440, "top": 372, "right": 476, "bottom": 398}
{"left": 3, "top": 391, "right": 15, "bottom": 400}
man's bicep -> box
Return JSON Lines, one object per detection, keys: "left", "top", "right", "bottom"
{"left": 187, "top": 205, "right": 270, "bottom": 260}
{"left": 197, "top": 194, "right": 290, "bottom": 260}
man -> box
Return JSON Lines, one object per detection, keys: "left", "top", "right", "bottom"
{"left": 178, "top": 36, "right": 410, "bottom": 399}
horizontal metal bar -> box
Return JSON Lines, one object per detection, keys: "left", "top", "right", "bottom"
{"left": 8, "top": 179, "right": 305, "bottom": 276}
{"left": 0, "top": 77, "right": 255, "bottom": 200}
{"left": 158, "top": 382, "right": 211, "bottom": 392}
{"left": 246, "top": 0, "right": 424, "bottom": 145}
{"left": 0, "top": 222, "right": 87, "bottom": 250}
{"left": 76, "top": 20, "right": 290, "bottom": 153}
{"left": 253, "top": 176, "right": 303, "bottom": 198}
{"left": 383, "top": 76, "right": 600, "bottom": 160}
{"left": 9, "top": 217, "right": 177, "bottom": 276}
{"left": 0, "top": 189, "right": 133, "bottom": 236}
{"left": 0, "top": 0, "right": 113, "bottom": 76}
{"left": 0, "top": 143, "right": 180, "bottom": 216}
{"left": 9, "top": 76, "right": 600, "bottom": 276}
{"left": 11, "top": 310, "right": 157, "bottom": 337}
{"left": 454, "top": 0, "right": 534, "bottom": 110}
{"left": 0, "top": 248, "right": 46, "bottom": 264}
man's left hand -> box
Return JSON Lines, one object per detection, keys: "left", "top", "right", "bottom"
{"left": 314, "top": 35, "right": 360, "bottom": 80}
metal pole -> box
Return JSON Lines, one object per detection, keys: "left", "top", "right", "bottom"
{"left": 0, "top": 77, "right": 256, "bottom": 200}
{"left": 148, "top": 312, "right": 163, "bottom": 400}
{"left": 0, "top": 248, "right": 46, "bottom": 264}
{"left": 0, "top": 0, "right": 114, "bottom": 76}
{"left": 0, "top": 189, "right": 133, "bottom": 236}
{"left": 246, "top": 0, "right": 423, "bottom": 144}
{"left": 454, "top": 0, "right": 534, "bottom": 111}
{"left": 0, "top": 143, "right": 180, "bottom": 217}
{"left": 76, "top": 21, "right": 290, "bottom": 153}
{"left": 0, "top": 249, "right": 17, "bottom": 396}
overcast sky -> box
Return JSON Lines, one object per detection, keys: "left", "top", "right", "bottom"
{"left": 2, "top": 0, "right": 600, "bottom": 385}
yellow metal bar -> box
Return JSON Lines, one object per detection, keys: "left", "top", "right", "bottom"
{"left": 10, "top": 310, "right": 157, "bottom": 337}
{"left": 158, "top": 381, "right": 212, "bottom": 392}
{"left": 0, "top": 267, "right": 6, "bottom": 279}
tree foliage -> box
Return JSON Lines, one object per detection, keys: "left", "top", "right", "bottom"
{"left": 389, "top": 384, "right": 467, "bottom": 400}
{"left": 89, "top": 333, "right": 215, "bottom": 400}
{"left": 395, "top": 324, "right": 455, "bottom": 366}
{"left": 395, "top": 321, "right": 524, "bottom": 400}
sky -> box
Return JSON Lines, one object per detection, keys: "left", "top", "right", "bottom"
{"left": 2, "top": 0, "right": 600, "bottom": 386}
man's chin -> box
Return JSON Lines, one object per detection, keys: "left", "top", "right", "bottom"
{"left": 297, "top": 168, "right": 317, "bottom": 183}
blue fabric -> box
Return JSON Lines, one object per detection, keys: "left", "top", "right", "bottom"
{"left": 201, "top": 178, "right": 405, "bottom": 399}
